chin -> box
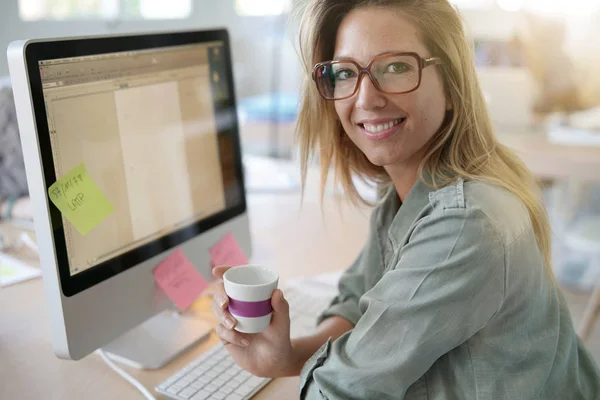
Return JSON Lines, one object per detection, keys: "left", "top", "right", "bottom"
{"left": 363, "top": 151, "right": 402, "bottom": 168}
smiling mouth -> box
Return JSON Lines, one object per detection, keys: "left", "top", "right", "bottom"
{"left": 359, "top": 118, "right": 406, "bottom": 134}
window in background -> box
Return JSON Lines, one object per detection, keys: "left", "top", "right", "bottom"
{"left": 19, "top": 0, "right": 192, "bottom": 21}
{"left": 235, "top": 0, "right": 291, "bottom": 16}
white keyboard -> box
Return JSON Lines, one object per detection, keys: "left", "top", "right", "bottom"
{"left": 156, "top": 283, "right": 337, "bottom": 400}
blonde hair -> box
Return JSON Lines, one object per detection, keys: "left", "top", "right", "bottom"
{"left": 295, "top": 0, "right": 553, "bottom": 272}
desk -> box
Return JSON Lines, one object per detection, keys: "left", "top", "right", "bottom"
{"left": 0, "top": 180, "right": 371, "bottom": 400}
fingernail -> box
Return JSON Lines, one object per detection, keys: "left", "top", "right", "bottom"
{"left": 225, "top": 318, "right": 234, "bottom": 329}
{"left": 241, "top": 339, "right": 249, "bottom": 346}
{"left": 217, "top": 295, "right": 227, "bottom": 307}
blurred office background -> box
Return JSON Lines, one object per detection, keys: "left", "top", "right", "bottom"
{"left": 1, "top": 0, "right": 600, "bottom": 354}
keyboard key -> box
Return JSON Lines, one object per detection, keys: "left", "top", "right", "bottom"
{"left": 191, "top": 389, "right": 212, "bottom": 400}
{"left": 213, "top": 363, "right": 227, "bottom": 373}
{"left": 167, "top": 386, "right": 181, "bottom": 395}
{"left": 180, "top": 376, "right": 196, "bottom": 385}
{"left": 239, "top": 371, "right": 252, "bottom": 379}
{"left": 211, "top": 390, "right": 228, "bottom": 400}
{"left": 231, "top": 375, "right": 247, "bottom": 385}
{"left": 179, "top": 387, "right": 199, "bottom": 399}
{"left": 220, "top": 384, "right": 236, "bottom": 395}
{"left": 234, "top": 383, "right": 255, "bottom": 397}
{"left": 247, "top": 376, "right": 266, "bottom": 387}
{"left": 205, "top": 370, "right": 219, "bottom": 379}
{"left": 229, "top": 364, "right": 243, "bottom": 373}
{"left": 191, "top": 380, "right": 206, "bottom": 390}
{"left": 212, "top": 376, "right": 227, "bottom": 387}
{"left": 171, "top": 382, "right": 187, "bottom": 391}
{"left": 221, "top": 369, "right": 236, "bottom": 378}
{"left": 204, "top": 383, "right": 219, "bottom": 393}
{"left": 224, "top": 394, "right": 243, "bottom": 400}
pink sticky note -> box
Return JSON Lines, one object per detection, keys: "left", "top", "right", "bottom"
{"left": 209, "top": 232, "right": 249, "bottom": 268}
{"left": 152, "top": 248, "right": 208, "bottom": 311}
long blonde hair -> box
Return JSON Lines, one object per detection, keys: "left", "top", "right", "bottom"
{"left": 294, "top": 0, "right": 553, "bottom": 272}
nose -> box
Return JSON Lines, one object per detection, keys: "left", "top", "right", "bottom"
{"left": 354, "top": 73, "right": 386, "bottom": 111}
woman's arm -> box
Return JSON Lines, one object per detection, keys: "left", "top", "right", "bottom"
{"left": 288, "top": 316, "right": 354, "bottom": 376}
{"left": 299, "top": 208, "right": 507, "bottom": 399}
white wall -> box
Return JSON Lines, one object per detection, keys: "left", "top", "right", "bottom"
{"left": 0, "top": 1, "right": 303, "bottom": 99}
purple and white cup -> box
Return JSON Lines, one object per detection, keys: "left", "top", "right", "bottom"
{"left": 223, "top": 265, "right": 279, "bottom": 333}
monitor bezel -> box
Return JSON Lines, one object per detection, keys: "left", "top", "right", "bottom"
{"left": 24, "top": 29, "right": 247, "bottom": 297}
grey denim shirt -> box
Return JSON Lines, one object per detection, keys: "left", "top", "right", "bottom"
{"left": 299, "top": 176, "right": 600, "bottom": 399}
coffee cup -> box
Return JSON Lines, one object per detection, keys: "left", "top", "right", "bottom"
{"left": 222, "top": 265, "right": 279, "bottom": 333}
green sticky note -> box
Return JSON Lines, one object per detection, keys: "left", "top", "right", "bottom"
{"left": 0, "top": 265, "right": 14, "bottom": 278}
{"left": 48, "top": 163, "right": 114, "bottom": 236}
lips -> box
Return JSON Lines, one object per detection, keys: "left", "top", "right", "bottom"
{"left": 362, "top": 118, "right": 404, "bottom": 134}
{"left": 357, "top": 117, "right": 407, "bottom": 140}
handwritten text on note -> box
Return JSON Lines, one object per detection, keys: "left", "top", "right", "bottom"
{"left": 209, "top": 232, "right": 249, "bottom": 268}
{"left": 47, "top": 163, "right": 114, "bottom": 235}
{"left": 153, "top": 248, "right": 209, "bottom": 310}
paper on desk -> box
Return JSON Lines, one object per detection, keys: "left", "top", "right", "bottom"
{"left": 209, "top": 232, "right": 249, "bottom": 268}
{"left": 0, "top": 252, "right": 41, "bottom": 287}
{"left": 47, "top": 163, "right": 114, "bottom": 236}
{"left": 152, "top": 248, "right": 209, "bottom": 311}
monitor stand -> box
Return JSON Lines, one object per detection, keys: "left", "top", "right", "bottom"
{"left": 101, "top": 310, "right": 213, "bottom": 369}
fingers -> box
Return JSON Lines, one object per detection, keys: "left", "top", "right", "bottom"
{"left": 212, "top": 282, "right": 229, "bottom": 309}
{"left": 210, "top": 296, "right": 237, "bottom": 330}
{"left": 271, "top": 289, "right": 289, "bottom": 314}
{"left": 270, "top": 289, "right": 290, "bottom": 327}
{"left": 212, "top": 265, "right": 231, "bottom": 279}
{"left": 215, "top": 324, "right": 250, "bottom": 347}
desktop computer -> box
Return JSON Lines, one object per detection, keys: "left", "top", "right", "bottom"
{"left": 7, "top": 29, "right": 337, "bottom": 400}
{"left": 7, "top": 30, "right": 248, "bottom": 365}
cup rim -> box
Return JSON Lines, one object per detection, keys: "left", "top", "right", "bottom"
{"left": 222, "top": 264, "right": 279, "bottom": 288}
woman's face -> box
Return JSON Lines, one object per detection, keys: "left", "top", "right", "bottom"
{"left": 333, "top": 7, "right": 448, "bottom": 170}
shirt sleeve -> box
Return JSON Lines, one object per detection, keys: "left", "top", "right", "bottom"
{"left": 300, "top": 207, "right": 506, "bottom": 400}
{"left": 315, "top": 249, "right": 367, "bottom": 327}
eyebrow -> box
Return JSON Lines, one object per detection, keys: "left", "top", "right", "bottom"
{"left": 332, "top": 51, "right": 407, "bottom": 60}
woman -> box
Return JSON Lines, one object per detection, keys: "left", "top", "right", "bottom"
{"left": 211, "top": 0, "right": 600, "bottom": 398}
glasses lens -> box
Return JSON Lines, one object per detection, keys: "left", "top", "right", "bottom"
{"left": 314, "top": 62, "right": 359, "bottom": 100}
{"left": 372, "top": 55, "right": 420, "bottom": 93}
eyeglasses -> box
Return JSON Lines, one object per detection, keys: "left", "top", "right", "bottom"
{"left": 312, "top": 52, "right": 442, "bottom": 101}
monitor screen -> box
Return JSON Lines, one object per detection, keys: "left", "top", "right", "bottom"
{"left": 25, "top": 31, "right": 245, "bottom": 294}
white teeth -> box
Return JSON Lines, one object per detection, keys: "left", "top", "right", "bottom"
{"left": 363, "top": 118, "right": 403, "bottom": 134}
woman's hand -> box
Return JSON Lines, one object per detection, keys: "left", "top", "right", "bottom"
{"left": 210, "top": 265, "right": 299, "bottom": 378}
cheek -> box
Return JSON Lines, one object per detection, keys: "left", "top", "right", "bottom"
{"left": 334, "top": 102, "right": 353, "bottom": 129}
{"left": 413, "top": 92, "right": 446, "bottom": 137}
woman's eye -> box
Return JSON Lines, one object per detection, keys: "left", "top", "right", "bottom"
{"left": 386, "top": 63, "right": 409, "bottom": 73}
{"left": 334, "top": 69, "right": 356, "bottom": 81}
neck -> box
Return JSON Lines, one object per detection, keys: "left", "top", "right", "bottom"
{"left": 383, "top": 163, "right": 420, "bottom": 202}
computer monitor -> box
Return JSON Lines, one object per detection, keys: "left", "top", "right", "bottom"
{"left": 7, "top": 29, "right": 251, "bottom": 368}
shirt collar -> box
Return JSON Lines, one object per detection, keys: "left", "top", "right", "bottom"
{"left": 377, "top": 170, "right": 445, "bottom": 249}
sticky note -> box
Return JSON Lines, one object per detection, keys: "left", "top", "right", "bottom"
{"left": 0, "top": 253, "right": 41, "bottom": 287}
{"left": 47, "top": 163, "right": 114, "bottom": 236}
{"left": 209, "top": 232, "right": 249, "bottom": 268}
{"left": 153, "top": 248, "right": 209, "bottom": 311}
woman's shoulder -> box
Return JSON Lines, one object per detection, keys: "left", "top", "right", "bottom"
{"left": 428, "top": 178, "right": 533, "bottom": 247}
